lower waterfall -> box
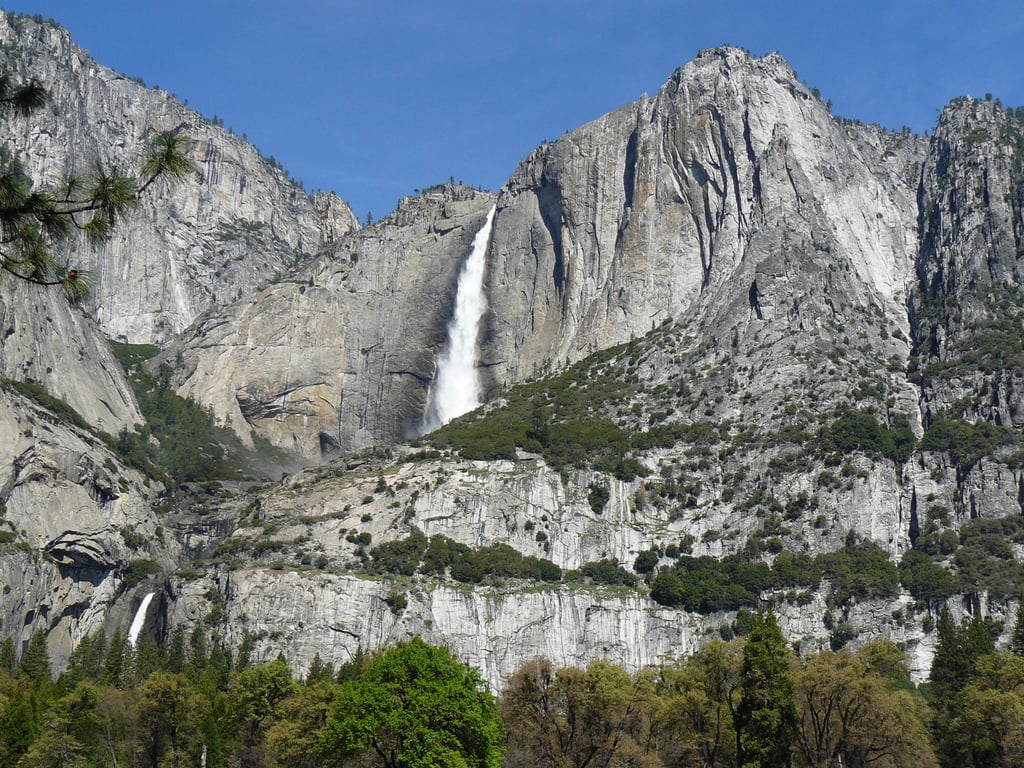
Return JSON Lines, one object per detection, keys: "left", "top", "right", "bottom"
{"left": 422, "top": 206, "right": 496, "bottom": 431}
{"left": 128, "top": 591, "right": 155, "bottom": 648}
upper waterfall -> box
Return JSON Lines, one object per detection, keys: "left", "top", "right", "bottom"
{"left": 422, "top": 206, "right": 496, "bottom": 432}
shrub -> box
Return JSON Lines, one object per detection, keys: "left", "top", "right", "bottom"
{"left": 649, "top": 555, "right": 772, "bottom": 612}
{"left": 588, "top": 483, "right": 610, "bottom": 514}
{"left": 121, "top": 558, "right": 162, "bottom": 590}
{"left": 920, "top": 417, "right": 1020, "bottom": 471}
{"left": 369, "top": 531, "right": 427, "bottom": 576}
{"left": 818, "top": 532, "right": 899, "bottom": 606}
{"left": 899, "top": 549, "right": 959, "bottom": 601}
{"left": 633, "top": 548, "right": 660, "bottom": 574}
{"left": 579, "top": 559, "right": 635, "bottom": 587}
{"left": 812, "top": 408, "right": 916, "bottom": 464}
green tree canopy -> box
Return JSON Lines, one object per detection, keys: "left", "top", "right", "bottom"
{"left": 736, "top": 610, "right": 797, "bottom": 768}
{"left": 319, "top": 637, "right": 504, "bottom": 768}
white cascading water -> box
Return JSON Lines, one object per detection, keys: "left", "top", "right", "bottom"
{"left": 422, "top": 206, "right": 496, "bottom": 432}
{"left": 127, "top": 591, "right": 155, "bottom": 648}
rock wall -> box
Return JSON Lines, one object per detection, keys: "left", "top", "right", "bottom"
{"left": 163, "top": 186, "right": 496, "bottom": 460}
{"left": 4, "top": 25, "right": 1024, "bottom": 685}
{"left": 914, "top": 97, "right": 1024, "bottom": 425}
{"left": 0, "top": 276, "right": 140, "bottom": 434}
{"left": 0, "top": 14, "right": 357, "bottom": 344}
{"left": 482, "top": 47, "right": 925, "bottom": 391}
{"left": 0, "top": 385, "right": 177, "bottom": 667}
{"left": 163, "top": 448, "right": 991, "bottom": 686}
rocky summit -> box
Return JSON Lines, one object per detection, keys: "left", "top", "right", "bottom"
{"left": 2, "top": 13, "right": 1024, "bottom": 689}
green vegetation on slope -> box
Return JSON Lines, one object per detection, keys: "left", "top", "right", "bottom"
{"left": 108, "top": 341, "right": 292, "bottom": 485}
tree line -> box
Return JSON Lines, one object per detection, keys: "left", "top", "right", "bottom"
{"left": 1, "top": 607, "right": 1022, "bottom": 767}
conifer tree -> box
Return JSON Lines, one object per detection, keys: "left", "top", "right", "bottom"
{"left": 736, "top": 610, "right": 797, "bottom": 768}
{"left": 0, "top": 74, "right": 193, "bottom": 299}
{"left": 60, "top": 630, "right": 107, "bottom": 691}
{"left": 930, "top": 606, "right": 993, "bottom": 699}
{"left": 0, "top": 637, "right": 16, "bottom": 675}
{"left": 18, "top": 631, "right": 52, "bottom": 687}
{"left": 0, "top": 679, "right": 41, "bottom": 765}
{"left": 163, "top": 626, "right": 186, "bottom": 674}
{"left": 101, "top": 628, "right": 129, "bottom": 688}
{"left": 186, "top": 626, "right": 208, "bottom": 680}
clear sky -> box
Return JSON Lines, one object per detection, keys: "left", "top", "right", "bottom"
{"left": 8, "top": 1, "right": 1024, "bottom": 222}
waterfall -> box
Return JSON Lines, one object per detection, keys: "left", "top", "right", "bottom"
{"left": 128, "top": 591, "right": 155, "bottom": 648}
{"left": 422, "top": 206, "right": 495, "bottom": 431}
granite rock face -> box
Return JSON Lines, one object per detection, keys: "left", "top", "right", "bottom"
{"left": 6, "top": 25, "right": 1024, "bottom": 686}
{"left": 110, "top": 49, "right": 1024, "bottom": 683}
{"left": 162, "top": 186, "right": 496, "bottom": 460}
{"left": 163, "top": 448, "right": 1011, "bottom": 686}
{"left": 170, "top": 48, "right": 928, "bottom": 464}
{"left": 913, "top": 98, "right": 1024, "bottom": 426}
{"left": 0, "top": 383, "right": 177, "bottom": 667}
{"left": 0, "top": 14, "right": 357, "bottom": 344}
{"left": 0, "top": 277, "right": 141, "bottom": 434}
{"left": 482, "top": 47, "right": 925, "bottom": 391}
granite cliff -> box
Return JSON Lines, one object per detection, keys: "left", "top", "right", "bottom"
{"left": 0, "top": 13, "right": 357, "bottom": 345}
{"left": 160, "top": 185, "right": 496, "bottom": 459}
{"left": 2, "top": 16, "right": 1024, "bottom": 685}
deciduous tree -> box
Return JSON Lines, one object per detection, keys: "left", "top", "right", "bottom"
{"left": 319, "top": 637, "right": 503, "bottom": 768}
{"left": 652, "top": 640, "right": 742, "bottom": 768}
{"left": 792, "top": 643, "right": 936, "bottom": 768}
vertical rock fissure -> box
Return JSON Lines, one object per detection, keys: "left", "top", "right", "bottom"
{"left": 623, "top": 128, "right": 639, "bottom": 211}
{"left": 421, "top": 207, "right": 496, "bottom": 432}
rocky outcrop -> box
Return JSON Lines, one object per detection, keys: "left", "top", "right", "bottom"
{"left": 0, "top": 14, "right": 358, "bottom": 344}
{"left": 482, "top": 47, "right": 926, "bottom": 392}
{"left": 173, "top": 567, "right": 940, "bottom": 689}
{"left": 164, "top": 447, "right": 1015, "bottom": 686}
{"left": 5, "top": 25, "right": 1024, "bottom": 685}
{"left": 135, "top": 49, "right": 1024, "bottom": 682}
{"left": 0, "top": 385, "right": 176, "bottom": 667}
{"left": 165, "top": 48, "right": 929, "bottom": 464}
{"left": 0, "top": 275, "right": 141, "bottom": 435}
{"left": 162, "top": 186, "right": 495, "bottom": 459}
{"left": 913, "top": 97, "right": 1024, "bottom": 425}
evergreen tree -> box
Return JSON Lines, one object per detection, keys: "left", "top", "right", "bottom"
{"left": 930, "top": 606, "right": 993, "bottom": 700}
{"left": 18, "top": 631, "right": 52, "bottom": 688}
{"left": 304, "top": 653, "right": 334, "bottom": 686}
{"left": 163, "top": 626, "right": 186, "bottom": 674}
{"left": 0, "top": 73, "right": 193, "bottom": 299}
{"left": 59, "top": 630, "right": 107, "bottom": 692}
{"left": 736, "top": 610, "right": 797, "bottom": 768}
{"left": 101, "top": 628, "right": 129, "bottom": 688}
{"left": 930, "top": 607, "right": 998, "bottom": 767}
{"left": 0, "top": 637, "right": 16, "bottom": 675}
{"left": 134, "top": 635, "right": 161, "bottom": 682}
{"left": 235, "top": 631, "right": 255, "bottom": 672}
{"left": 206, "top": 638, "right": 233, "bottom": 693}
{"left": 0, "top": 680, "right": 41, "bottom": 767}
{"left": 186, "top": 625, "right": 209, "bottom": 681}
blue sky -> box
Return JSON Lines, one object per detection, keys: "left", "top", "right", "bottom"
{"left": 10, "top": 1, "right": 1024, "bottom": 222}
